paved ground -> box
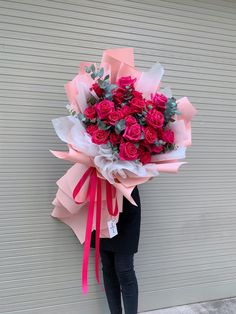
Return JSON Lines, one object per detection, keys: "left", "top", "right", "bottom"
{"left": 141, "top": 297, "right": 236, "bottom": 314}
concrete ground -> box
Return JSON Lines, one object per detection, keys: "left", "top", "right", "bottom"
{"left": 141, "top": 297, "right": 236, "bottom": 314}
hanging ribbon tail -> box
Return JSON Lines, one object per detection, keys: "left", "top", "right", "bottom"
{"left": 71, "top": 166, "right": 94, "bottom": 294}
{"left": 95, "top": 177, "right": 105, "bottom": 292}
{"left": 81, "top": 169, "right": 97, "bottom": 295}
{"left": 72, "top": 167, "right": 108, "bottom": 294}
{"left": 106, "top": 180, "right": 119, "bottom": 216}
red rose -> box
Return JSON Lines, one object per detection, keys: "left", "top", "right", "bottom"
{"left": 108, "top": 110, "right": 123, "bottom": 126}
{"left": 109, "top": 132, "right": 121, "bottom": 145}
{"left": 112, "top": 87, "right": 126, "bottom": 106}
{"left": 144, "top": 126, "right": 157, "bottom": 144}
{"left": 162, "top": 129, "right": 175, "bottom": 144}
{"left": 124, "top": 115, "right": 137, "bottom": 126}
{"left": 132, "top": 90, "right": 143, "bottom": 99}
{"left": 152, "top": 145, "right": 164, "bottom": 154}
{"left": 117, "top": 76, "right": 136, "bottom": 88}
{"left": 145, "top": 100, "right": 154, "bottom": 110}
{"left": 152, "top": 93, "right": 168, "bottom": 112}
{"left": 95, "top": 100, "right": 115, "bottom": 119}
{"left": 138, "top": 146, "right": 151, "bottom": 164}
{"left": 140, "top": 152, "right": 151, "bottom": 164}
{"left": 146, "top": 108, "right": 164, "bottom": 129}
{"left": 129, "top": 97, "right": 145, "bottom": 113}
{"left": 123, "top": 123, "right": 141, "bottom": 142}
{"left": 156, "top": 128, "right": 163, "bottom": 139}
{"left": 91, "top": 129, "right": 110, "bottom": 144}
{"left": 121, "top": 105, "right": 132, "bottom": 117}
{"left": 119, "top": 142, "right": 138, "bottom": 161}
{"left": 141, "top": 141, "right": 152, "bottom": 152}
{"left": 84, "top": 106, "right": 97, "bottom": 120}
{"left": 86, "top": 124, "right": 98, "bottom": 136}
{"left": 91, "top": 82, "right": 103, "bottom": 98}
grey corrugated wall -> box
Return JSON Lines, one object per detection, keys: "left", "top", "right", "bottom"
{"left": 0, "top": 0, "right": 236, "bottom": 313}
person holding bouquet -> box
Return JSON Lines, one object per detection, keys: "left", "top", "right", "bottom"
{"left": 91, "top": 186, "right": 141, "bottom": 314}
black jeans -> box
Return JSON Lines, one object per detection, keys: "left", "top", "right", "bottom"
{"left": 100, "top": 250, "right": 138, "bottom": 314}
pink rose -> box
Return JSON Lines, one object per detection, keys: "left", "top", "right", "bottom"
{"left": 124, "top": 115, "right": 137, "bottom": 126}
{"left": 84, "top": 106, "right": 97, "bottom": 120}
{"left": 109, "top": 132, "right": 121, "bottom": 145}
{"left": 152, "top": 93, "right": 168, "bottom": 113}
{"left": 86, "top": 124, "right": 98, "bottom": 136}
{"left": 162, "top": 129, "right": 175, "bottom": 144}
{"left": 144, "top": 126, "right": 157, "bottom": 144}
{"left": 117, "top": 76, "right": 136, "bottom": 88}
{"left": 95, "top": 100, "right": 115, "bottom": 119}
{"left": 123, "top": 123, "right": 141, "bottom": 142}
{"left": 119, "top": 142, "right": 138, "bottom": 161}
{"left": 91, "top": 129, "right": 110, "bottom": 144}
{"left": 146, "top": 108, "right": 164, "bottom": 129}
{"left": 108, "top": 110, "right": 123, "bottom": 126}
{"left": 129, "top": 97, "right": 145, "bottom": 113}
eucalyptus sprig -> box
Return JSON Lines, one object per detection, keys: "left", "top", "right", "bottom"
{"left": 66, "top": 104, "right": 79, "bottom": 117}
{"left": 84, "top": 65, "right": 117, "bottom": 101}
{"left": 163, "top": 97, "right": 181, "bottom": 126}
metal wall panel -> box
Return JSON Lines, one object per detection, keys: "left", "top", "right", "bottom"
{"left": 0, "top": 0, "right": 236, "bottom": 313}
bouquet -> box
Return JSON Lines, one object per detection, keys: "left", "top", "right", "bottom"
{"left": 50, "top": 47, "right": 197, "bottom": 294}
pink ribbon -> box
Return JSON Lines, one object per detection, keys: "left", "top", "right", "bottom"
{"left": 72, "top": 166, "right": 118, "bottom": 294}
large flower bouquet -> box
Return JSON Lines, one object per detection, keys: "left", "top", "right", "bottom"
{"left": 50, "top": 48, "right": 197, "bottom": 294}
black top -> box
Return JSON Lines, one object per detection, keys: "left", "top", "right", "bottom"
{"left": 90, "top": 186, "right": 141, "bottom": 254}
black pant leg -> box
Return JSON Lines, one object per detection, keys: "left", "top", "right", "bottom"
{"left": 100, "top": 250, "right": 123, "bottom": 314}
{"left": 114, "top": 253, "right": 138, "bottom": 314}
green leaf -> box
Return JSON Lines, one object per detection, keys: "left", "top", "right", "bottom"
{"left": 84, "top": 66, "right": 91, "bottom": 73}
{"left": 115, "top": 119, "right": 126, "bottom": 134}
{"left": 91, "top": 72, "right": 96, "bottom": 80}
{"left": 104, "top": 93, "right": 113, "bottom": 100}
{"left": 153, "top": 140, "right": 163, "bottom": 146}
{"left": 97, "top": 68, "right": 104, "bottom": 78}
{"left": 78, "top": 113, "right": 88, "bottom": 123}
{"left": 110, "top": 84, "right": 117, "bottom": 90}
{"left": 97, "top": 119, "right": 111, "bottom": 130}
{"left": 104, "top": 74, "right": 109, "bottom": 81}
{"left": 88, "top": 96, "right": 97, "bottom": 105}
{"left": 112, "top": 145, "right": 119, "bottom": 152}
{"left": 97, "top": 78, "right": 103, "bottom": 87}
{"left": 101, "top": 81, "right": 109, "bottom": 89}
{"left": 124, "top": 95, "right": 132, "bottom": 101}
{"left": 91, "top": 64, "right": 95, "bottom": 72}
